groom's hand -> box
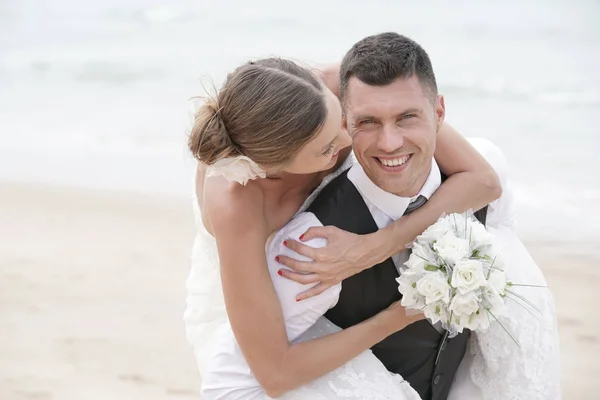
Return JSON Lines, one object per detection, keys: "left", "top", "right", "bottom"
{"left": 276, "top": 226, "right": 369, "bottom": 301}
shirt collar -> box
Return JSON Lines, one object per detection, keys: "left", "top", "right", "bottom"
{"left": 347, "top": 158, "right": 442, "bottom": 221}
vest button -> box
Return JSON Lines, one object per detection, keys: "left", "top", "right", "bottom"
{"left": 434, "top": 375, "right": 441, "bottom": 385}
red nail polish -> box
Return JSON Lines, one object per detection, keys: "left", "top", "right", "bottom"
{"left": 283, "top": 240, "right": 288, "bottom": 247}
{"left": 277, "top": 269, "right": 283, "bottom": 276}
{"left": 275, "top": 256, "right": 280, "bottom": 263}
{"left": 299, "top": 234, "right": 305, "bottom": 241}
{"left": 296, "top": 298, "right": 302, "bottom": 302}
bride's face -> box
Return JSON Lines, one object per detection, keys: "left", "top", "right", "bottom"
{"left": 279, "top": 88, "right": 352, "bottom": 175}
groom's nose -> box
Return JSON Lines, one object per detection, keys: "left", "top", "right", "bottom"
{"left": 376, "top": 123, "right": 405, "bottom": 153}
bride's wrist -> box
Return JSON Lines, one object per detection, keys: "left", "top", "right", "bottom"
{"left": 361, "top": 231, "right": 393, "bottom": 267}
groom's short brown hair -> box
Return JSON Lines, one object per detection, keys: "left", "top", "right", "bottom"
{"left": 339, "top": 32, "right": 438, "bottom": 105}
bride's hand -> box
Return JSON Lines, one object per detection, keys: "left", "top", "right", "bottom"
{"left": 276, "top": 226, "right": 381, "bottom": 301}
{"left": 382, "top": 301, "right": 426, "bottom": 332}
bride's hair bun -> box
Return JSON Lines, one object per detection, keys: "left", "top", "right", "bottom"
{"left": 188, "top": 97, "right": 239, "bottom": 165}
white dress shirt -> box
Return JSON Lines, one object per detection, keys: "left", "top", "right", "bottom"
{"left": 201, "top": 138, "right": 516, "bottom": 398}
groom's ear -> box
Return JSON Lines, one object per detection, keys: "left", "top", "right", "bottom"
{"left": 341, "top": 114, "right": 350, "bottom": 135}
{"left": 435, "top": 95, "right": 446, "bottom": 133}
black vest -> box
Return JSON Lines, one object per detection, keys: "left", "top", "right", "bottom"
{"left": 307, "top": 170, "right": 488, "bottom": 400}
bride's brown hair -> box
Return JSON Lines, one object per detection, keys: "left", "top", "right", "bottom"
{"left": 189, "top": 58, "right": 328, "bottom": 167}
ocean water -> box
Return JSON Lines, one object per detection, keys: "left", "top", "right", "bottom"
{"left": 1, "top": 0, "right": 599, "bottom": 245}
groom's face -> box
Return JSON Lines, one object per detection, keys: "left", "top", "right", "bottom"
{"left": 343, "top": 76, "right": 445, "bottom": 197}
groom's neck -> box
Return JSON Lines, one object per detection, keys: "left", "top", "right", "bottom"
{"left": 387, "top": 163, "right": 432, "bottom": 198}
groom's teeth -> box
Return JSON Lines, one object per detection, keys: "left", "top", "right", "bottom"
{"left": 379, "top": 155, "right": 410, "bottom": 167}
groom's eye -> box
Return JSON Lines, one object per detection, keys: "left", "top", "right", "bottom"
{"left": 359, "top": 119, "right": 375, "bottom": 125}
{"left": 399, "top": 114, "right": 417, "bottom": 121}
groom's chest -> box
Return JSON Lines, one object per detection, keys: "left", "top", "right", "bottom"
{"left": 363, "top": 198, "right": 409, "bottom": 275}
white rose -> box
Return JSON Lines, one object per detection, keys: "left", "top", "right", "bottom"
{"left": 451, "top": 259, "right": 487, "bottom": 294}
{"left": 403, "top": 252, "right": 426, "bottom": 274}
{"left": 418, "top": 217, "right": 451, "bottom": 243}
{"left": 469, "top": 221, "right": 493, "bottom": 250}
{"left": 411, "top": 242, "right": 432, "bottom": 263}
{"left": 396, "top": 275, "right": 425, "bottom": 309}
{"left": 448, "top": 291, "right": 480, "bottom": 317}
{"left": 482, "top": 285, "right": 506, "bottom": 316}
{"left": 433, "top": 231, "right": 470, "bottom": 266}
{"left": 207, "top": 156, "right": 266, "bottom": 185}
{"left": 463, "top": 307, "right": 491, "bottom": 331}
{"left": 423, "top": 301, "right": 450, "bottom": 325}
{"left": 400, "top": 287, "right": 426, "bottom": 310}
{"left": 487, "top": 269, "right": 507, "bottom": 295}
{"left": 416, "top": 271, "right": 451, "bottom": 304}
{"left": 449, "top": 313, "right": 466, "bottom": 335}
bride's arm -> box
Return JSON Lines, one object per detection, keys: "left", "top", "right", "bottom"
{"left": 363, "top": 124, "right": 502, "bottom": 263}
{"left": 205, "top": 179, "right": 419, "bottom": 398}
{"left": 279, "top": 124, "right": 502, "bottom": 299}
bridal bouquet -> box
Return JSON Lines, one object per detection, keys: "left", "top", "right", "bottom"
{"left": 397, "top": 212, "right": 540, "bottom": 341}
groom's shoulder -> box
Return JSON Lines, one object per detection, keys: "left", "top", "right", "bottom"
{"left": 272, "top": 172, "right": 355, "bottom": 245}
{"left": 467, "top": 137, "right": 508, "bottom": 176}
{"left": 307, "top": 170, "right": 354, "bottom": 214}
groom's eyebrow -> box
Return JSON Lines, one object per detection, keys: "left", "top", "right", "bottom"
{"left": 399, "top": 108, "right": 422, "bottom": 116}
{"left": 352, "top": 114, "right": 376, "bottom": 122}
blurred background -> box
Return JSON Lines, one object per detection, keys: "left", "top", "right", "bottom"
{"left": 1, "top": 0, "right": 598, "bottom": 399}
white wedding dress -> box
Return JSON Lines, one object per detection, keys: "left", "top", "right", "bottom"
{"left": 184, "top": 153, "right": 561, "bottom": 400}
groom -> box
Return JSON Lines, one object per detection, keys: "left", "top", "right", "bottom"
{"left": 270, "top": 32, "right": 518, "bottom": 400}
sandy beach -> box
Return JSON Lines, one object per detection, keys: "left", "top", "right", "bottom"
{"left": 1, "top": 183, "right": 598, "bottom": 400}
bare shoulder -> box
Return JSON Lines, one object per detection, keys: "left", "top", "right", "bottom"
{"left": 203, "top": 176, "right": 267, "bottom": 237}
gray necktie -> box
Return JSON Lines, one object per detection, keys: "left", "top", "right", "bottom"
{"left": 404, "top": 195, "right": 427, "bottom": 215}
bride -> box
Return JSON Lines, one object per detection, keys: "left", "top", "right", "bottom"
{"left": 184, "top": 57, "right": 559, "bottom": 399}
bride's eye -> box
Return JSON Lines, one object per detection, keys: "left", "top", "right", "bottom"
{"left": 323, "top": 144, "right": 335, "bottom": 156}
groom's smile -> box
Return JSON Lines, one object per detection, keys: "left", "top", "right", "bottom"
{"left": 375, "top": 154, "right": 413, "bottom": 171}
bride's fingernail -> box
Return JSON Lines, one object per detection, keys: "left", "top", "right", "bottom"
{"left": 275, "top": 256, "right": 280, "bottom": 263}
{"left": 296, "top": 298, "right": 302, "bottom": 302}
{"left": 277, "top": 269, "right": 283, "bottom": 276}
{"left": 299, "top": 234, "right": 305, "bottom": 241}
{"left": 283, "top": 240, "right": 288, "bottom": 247}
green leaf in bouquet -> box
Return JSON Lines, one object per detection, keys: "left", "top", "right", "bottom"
{"left": 506, "top": 282, "right": 547, "bottom": 288}
{"left": 486, "top": 255, "right": 498, "bottom": 279}
{"left": 505, "top": 295, "right": 540, "bottom": 320}
{"left": 424, "top": 264, "right": 439, "bottom": 272}
{"left": 505, "top": 288, "right": 542, "bottom": 314}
